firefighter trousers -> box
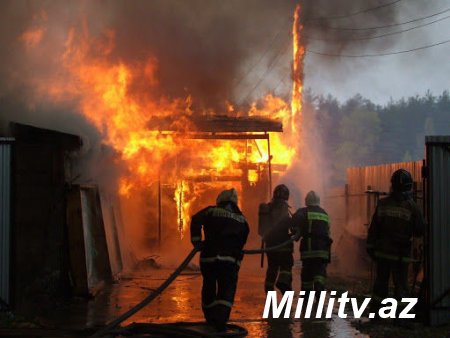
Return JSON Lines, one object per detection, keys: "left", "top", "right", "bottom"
{"left": 265, "top": 251, "right": 293, "bottom": 294}
{"left": 371, "top": 258, "right": 409, "bottom": 312}
{"left": 200, "top": 260, "right": 240, "bottom": 330}
{"left": 301, "top": 258, "right": 327, "bottom": 294}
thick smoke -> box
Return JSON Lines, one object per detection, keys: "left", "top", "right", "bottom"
{"left": 0, "top": 0, "right": 302, "bottom": 264}
{"left": 0, "top": 0, "right": 299, "bottom": 114}
{"left": 0, "top": 1, "right": 431, "bottom": 270}
{"left": 301, "top": 0, "right": 436, "bottom": 51}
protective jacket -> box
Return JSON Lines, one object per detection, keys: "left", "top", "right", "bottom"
{"left": 191, "top": 202, "right": 249, "bottom": 264}
{"left": 261, "top": 199, "right": 293, "bottom": 252}
{"left": 292, "top": 206, "right": 332, "bottom": 261}
{"left": 367, "top": 193, "right": 424, "bottom": 262}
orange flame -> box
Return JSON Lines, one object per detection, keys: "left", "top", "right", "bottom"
{"left": 291, "top": 4, "right": 304, "bottom": 134}
{"left": 21, "top": 6, "right": 304, "bottom": 240}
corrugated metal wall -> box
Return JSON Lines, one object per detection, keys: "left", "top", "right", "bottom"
{"left": 0, "top": 138, "right": 13, "bottom": 308}
{"left": 426, "top": 136, "right": 450, "bottom": 326}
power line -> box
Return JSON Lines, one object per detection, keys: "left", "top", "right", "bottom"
{"left": 306, "top": 7, "right": 450, "bottom": 31}
{"left": 233, "top": 28, "right": 285, "bottom": 88}
{"left": 307, "top": 38, "right": 450, "bottom": 57}
{"left": 273, "top": 75, "right": 289, "bottom": 94}
{"left": 304, "top": 14, "right": 450, "bottom": 42}
{"left": 235, "top": 1, "right": 402, "bottom": 99}
{"left": 239, "top": 41, "right": 291, "bottom": 104}
{"left": 305, "top": 0, "right": 402, "bottom": 22}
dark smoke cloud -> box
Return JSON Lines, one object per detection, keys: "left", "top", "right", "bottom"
{"left": 0, "top": 0, "right": 439, "bottom": 113}
{"left": 301, "top": 0, "right": 435, "bottom": 52}
{"left": 106, "top": 0, "right": 298, "bottom": 111}
{"left": 0, "top": 0, "right": 299, "bottom": 113}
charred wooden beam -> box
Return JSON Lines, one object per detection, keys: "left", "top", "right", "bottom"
{"left": 147, "top": 115, "right": 283, "bottom": 133}
{"left": 182, "top": 175, "right": 242, "bottom": 182}
{"left": 186, "top": 133, "right": 269, "bottom": 140}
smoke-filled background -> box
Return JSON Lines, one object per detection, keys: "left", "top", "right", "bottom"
{"left": 0, "top": 1, "right": 449, "bottom": 269}
{"left": 1, "top": 0, "right": 449, "bottom": 173}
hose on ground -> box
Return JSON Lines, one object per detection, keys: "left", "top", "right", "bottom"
{"left": 91, "top": 238, "right": 295, "bottom": 337}
{"left": 91, "top": 247, "right": 200, "bottom": 337}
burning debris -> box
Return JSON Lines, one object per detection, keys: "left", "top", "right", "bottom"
{"left": 0, "top": 1, "right": 449, "bottom": 337}
{"left": 0, "top": 1, "right": 307, "bottom": 250}
{"left": 0, "top": 7, "right": 312, "bottom": 332}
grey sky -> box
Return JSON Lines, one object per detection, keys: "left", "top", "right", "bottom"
{"left": 234, "top": 0, "right": 450, "bottom": 106}
{"left": 304, "top": 0, "right": 450, "bottom": 104}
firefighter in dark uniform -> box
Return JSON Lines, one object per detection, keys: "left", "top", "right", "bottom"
{"left": 367, "top": 169, "right": 424, "bottom": 313}
{"left": 190, "top": 188, "right": 249, "bottom": 331}
{"left": 259, "top": 184, "right": 293, "bottom": 294}
{"left": 292, "top": 191, "right": 332, "bottom": 295}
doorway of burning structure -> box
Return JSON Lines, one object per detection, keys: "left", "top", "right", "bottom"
{"left": 141, "top": 133, "right": 281, "bottom": 250}
{"left": 66, "top": 185, "right": 112, "bottom": 297}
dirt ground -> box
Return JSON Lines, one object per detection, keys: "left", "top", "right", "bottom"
{"left": 1, "top": 254, "right": 449, "bottom": 338}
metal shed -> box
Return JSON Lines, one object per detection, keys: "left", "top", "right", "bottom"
{"left": 0, "top": 138, "right": 13, "bottom": 309}
{"left": 425, "top": 136, "right": 450, "bottom": 326}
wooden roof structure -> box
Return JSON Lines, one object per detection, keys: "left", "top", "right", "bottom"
{"left": 147, "top": 115, "right": 283, "bottom": 139}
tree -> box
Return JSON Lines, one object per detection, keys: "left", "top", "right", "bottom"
{"left": 334, "top": 106, "right": 381, "bottom": 182}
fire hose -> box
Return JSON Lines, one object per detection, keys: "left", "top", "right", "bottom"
{"left": 91, "top": 237, "right": 296, "bottom": 337}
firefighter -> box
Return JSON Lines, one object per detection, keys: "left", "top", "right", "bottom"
{"left": 292, "top": 191, "right": 332, "bottom": 295}
{"left": 259, "top": 184, "right": 293, "bottom": 294}
{"left": 367, "top": 169, "right": 424, "bottom": 315}
{"left": 190, "top": 188, "right": 249, "bottom": 331}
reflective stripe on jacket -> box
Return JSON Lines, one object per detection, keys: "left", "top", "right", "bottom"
{"left": 190, "top": 203, "right": 249, "bottom": 261}
{"left": 292, "top": 206, "right": 332, "bottom": 261}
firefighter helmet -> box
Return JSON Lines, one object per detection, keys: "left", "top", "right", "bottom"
{"left": 273, "top": 184, "right": 289, "bottom": 200}
{"left": 305, "top": 190, "right": 320, "bottom": 206}
{"left": 216, "top": 188, "right": 238, "bottom": 205}
{"left": 391, "top": 169, "right": 413, "bottom": 192}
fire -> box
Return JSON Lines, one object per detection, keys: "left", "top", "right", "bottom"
{"left": 20, "top": 27, "right": 46, "bottom": 48}
{"left": 291, "top": 4, "right": 304, "bottom": 134}
{"left": 21, "top": 5, "right": 304, "bottom": 244}
{"left": 174, "top": 180, "right": 188, "bottom": 238}
{"left": 19, "top": 10, "right": 47, "bottom": 48}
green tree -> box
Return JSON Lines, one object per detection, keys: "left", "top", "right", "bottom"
{"left": 335, "top": 107, "right": 381, "bottom": 178}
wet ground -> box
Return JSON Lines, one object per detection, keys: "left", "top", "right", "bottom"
{"left": 30, "top": 254, "right": 369, "bottom": 337}
{"left": 2, "top": 254, "right": 449, "bottom": 337}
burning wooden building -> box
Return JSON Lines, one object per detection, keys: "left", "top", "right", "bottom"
{"left": 141, "top": 114, "right": 286, "bottom": 247}
{"left": 0, "top": 111, "right": 289, "bottom": 310}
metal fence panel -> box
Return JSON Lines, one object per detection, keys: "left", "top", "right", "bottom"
{"left": 426, "top": 136, "right": 450, "bottom": 326}
{"left": 0, "top": 138, "right": 13, "bottom": 307}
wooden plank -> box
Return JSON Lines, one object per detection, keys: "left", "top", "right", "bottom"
{"left": 79, "top": 186, "right": 112, "bottom": 289}
{"left": 147, "top": 115, "right": 283, "bottom": 133}
{"left": 185, "top": 133, "right": 269, "bottom": 140}
{"left": 66, "top": 186, "right": 89, "bottom": 297}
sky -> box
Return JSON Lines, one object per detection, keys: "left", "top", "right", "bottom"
{"left": 303, "top": 0, "right": 450, "bottom": 104}
{"left": 234, "top": 0, "right": 450, "bottom": 106}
